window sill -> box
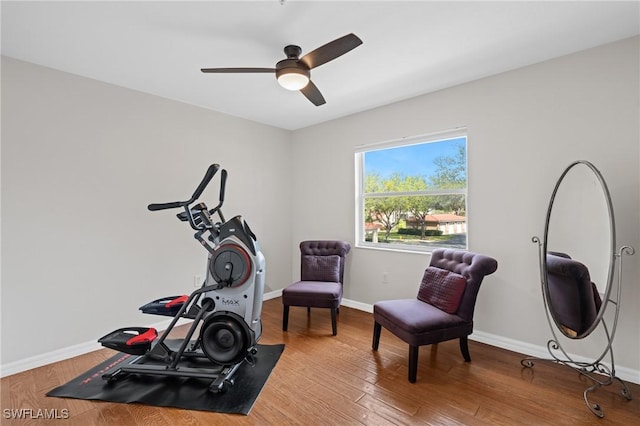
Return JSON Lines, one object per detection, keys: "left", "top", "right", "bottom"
{"left": 355, "top": 242, "right": 435, "bottom": 255}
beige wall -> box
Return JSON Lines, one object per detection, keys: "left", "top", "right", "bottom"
{"left": 291, "top": 36, "right": 639, "bottom": 375}
{"left": 1, "top": 57, "right": 293, "bottom": 365}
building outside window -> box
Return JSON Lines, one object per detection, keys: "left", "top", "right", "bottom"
{"left": 355, "top": 129, "right": 467, "bottom": 252}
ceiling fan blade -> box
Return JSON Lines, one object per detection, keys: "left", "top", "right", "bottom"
{"left": 300, "top": 33, "right": 362, "bottom": 69}
{"left": 300, "top": 81, "right": 326, "bottom": 106}
{"left": 200, "top": 68, "right": 275, "bottom": 73}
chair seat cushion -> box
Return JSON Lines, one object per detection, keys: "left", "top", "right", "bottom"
{"left": 417, "top": 267, "right": 467, "bottom": 314}
{"left": 373, "top": 299, "right": 471, "bottom": 346}
{"left": 282, "top": 281, "right": 342, "bottom": 308}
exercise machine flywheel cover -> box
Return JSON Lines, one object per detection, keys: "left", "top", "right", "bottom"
{"left": 209, "top": 243, "right": 251, "bottom": 287}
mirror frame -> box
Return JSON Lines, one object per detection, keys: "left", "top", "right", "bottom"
{"left": 541, "top": 160, "right": 616, "bottom": 339}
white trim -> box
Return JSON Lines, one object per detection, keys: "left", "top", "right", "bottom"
{"left": 470, "top": 330, "right": 640, "bottom": 385}
{"left": 366, "top": 188, "right": 466, "bottom": 198}
{"left": 341, "top": 297, "right": 374, "bottom": 313}
{"left": 0, "top": 340, "right": 102, "bottom": 379}
{"left": 1, "top": 316, "right": 186, "bottom": 378}
{"left": 354, "top": 130, "right": 469, "bottom": 254}
{"left": 354, "top": 127, "right": 468, "bottom": 153}
{"left": 356, "top": 242, "right": 443, "bottom": 255}
{"left": 0, "top": 292, "right": 285, "bottom": 378}
{"left": 263, "top": 289, "right": 283, "bottom": 300}
{"left": 341, "top": 299, "right": 639, "bottom": 385}
{"left": 4, "top": 295, "right": 638, "bottom": 386}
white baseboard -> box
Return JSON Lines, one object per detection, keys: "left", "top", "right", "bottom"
{"left": 0, "top": 292, "right": 286, "bottom": 378}
{"left": 470, "top": 330, "right": 640, "bottom": 385}
{"left": 341, "top": 297, "right": 373, "bottom": 313}
{"left": 3, "top": 295, "right": 639, "bottom": 386}
{"left": 0, "top": 339, "right": 103, "bottom": 379}
{"left": 341, "top": 298, "right": 639, "bottom": 385}
{"left": 263, "top": 289, "right": 283, "bottom": 300}
{"left": 0, "top": 317, "right": 190, "bottom": 378}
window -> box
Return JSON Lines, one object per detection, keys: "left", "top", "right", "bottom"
{"left": 355, "top": 129, "right": 467, "bottom": 252}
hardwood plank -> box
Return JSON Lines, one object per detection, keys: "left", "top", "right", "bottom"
{"left": 155, "top": 408, "right": 202, "bottom": 426}
{"left": 2, "top": 297, "right": 638, "bottom": 425}
{"left": 356, "top": 393, "right": 425, "bottom": 425}
{"left": 125, "top": 404, "right": 172, "bottom": 426}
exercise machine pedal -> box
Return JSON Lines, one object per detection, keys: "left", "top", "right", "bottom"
{"left": 139, "top": 295, "right": 189, "bottom": 317}
{"left": 98, "top": 327, "right": 157, "bottom": 355}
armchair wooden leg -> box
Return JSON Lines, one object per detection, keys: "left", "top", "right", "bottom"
{"left": 408, "top": 345, "right": 419, "bottom": 383}
{"left": 460, "top": 336, "right": 471, "bottom": 362}
{"left": 331, "top": 308, "right": 337, "bottom": 336}
{"left": 372, "top": 322, "right": 381, "bottom": 350}
{"left": 283, "top": 305, "right": 290, "bottom": 331}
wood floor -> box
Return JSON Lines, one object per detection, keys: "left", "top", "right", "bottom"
{"left": 2, "top": 297, "right": 639, "bottom": 425}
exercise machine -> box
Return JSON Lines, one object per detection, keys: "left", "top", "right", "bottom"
{"left": 98, "top": 164, "right": 265, "bottom": 393}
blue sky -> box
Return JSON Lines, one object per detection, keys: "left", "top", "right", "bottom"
{"left": 364, "top": 137, "right": 466, "bottom": 179}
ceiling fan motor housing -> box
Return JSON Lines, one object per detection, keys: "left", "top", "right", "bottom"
{"left": 283, "top": 44, "right": 302, "bottom": 59}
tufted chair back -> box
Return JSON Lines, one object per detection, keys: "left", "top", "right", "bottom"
{"left": 429, "top": 249, "right": 499, "bottom": 323}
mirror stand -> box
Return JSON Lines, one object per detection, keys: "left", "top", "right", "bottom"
{"left": 521, "top": 237, "right": 634, "bottom": 418}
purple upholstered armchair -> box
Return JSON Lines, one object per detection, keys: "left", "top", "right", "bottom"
{"left": 282, "top": 240, "right": 351, "bottom": 336}
{"left": 372, "top": 248, "right": 498, "bottom": 382}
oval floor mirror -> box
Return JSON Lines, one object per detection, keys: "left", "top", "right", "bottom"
{"left": 523, "top": 160, "right": 635, "bottom": 418}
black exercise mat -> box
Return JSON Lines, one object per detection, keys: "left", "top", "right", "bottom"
{"left": 47, "top": 343, "right": 284, "bottom": 415}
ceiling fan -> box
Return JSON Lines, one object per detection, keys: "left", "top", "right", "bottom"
{"left": 201, "top": 33, "right": 363, "bottom": 106}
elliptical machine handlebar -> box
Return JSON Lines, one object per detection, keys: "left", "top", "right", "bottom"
{"left": 148, "top": 164, "right": 220, "bottom": 212}
{"left": 147, "top": 164, "right": 227, "bottom": 231}
{"left": 147, "top": 200, "right": 184, "bottom": 211}
{"left": 191, "top": 163, "right": 221, "bottom": 204}
{"left": 209, "top": 169, "right": 227, "bottom": 224}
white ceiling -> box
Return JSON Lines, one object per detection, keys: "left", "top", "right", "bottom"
{"left": 2, "top": 1, "right": 639, "bottom": 130}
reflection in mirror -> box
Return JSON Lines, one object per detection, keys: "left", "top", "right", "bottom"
{"left": 524, "top": 160, "right": 635, "bottom": 418}
{"left": 543, "top": 161, "right": 614, "bottom": 339}
{"left": 545, "top": 253, "right": 601, "bottom": 338}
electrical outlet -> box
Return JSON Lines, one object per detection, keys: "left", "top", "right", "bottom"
{"left": 382, "top": 272, "right": 389, "bottom": 284}
{"left": 194, "top": 275, "right": 203, "bottom": 288}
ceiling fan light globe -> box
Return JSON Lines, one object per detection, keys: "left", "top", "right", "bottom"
{"left": 276, "top": 69, "right": 310, "bottom": 91}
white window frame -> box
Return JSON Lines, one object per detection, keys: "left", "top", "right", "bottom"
{"left": 354, "top": 128, "right": 468, "bottom": 253}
